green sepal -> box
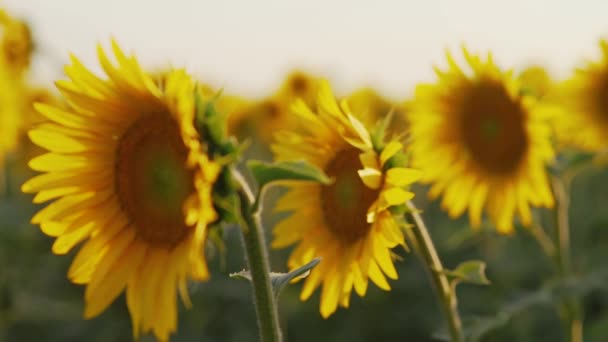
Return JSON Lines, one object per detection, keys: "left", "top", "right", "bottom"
{"left": 206, "top": 223, "right": 227, "bottom": 271}
{"left": 384, "top": 150, "right": 410, "bottom": 170}
{"left": 193, "top": 88, "right": 248, "bottom": 225}
{"left": 369, "top": 108, "right": 395, "bottom": 152}
{"left": 194, "top": 87, "right": 241, "bottom": 158}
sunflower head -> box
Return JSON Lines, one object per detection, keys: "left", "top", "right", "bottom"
{"left": 226, "top": 71, "right": 321, "bottom": 145}
{"left": 22, "top": 41, "right": 221, "bottom": 341}
{"left": 0, "top": 65, "right": 25, "bottom": 164}
{"left": 552, "top": 39, "right": 608, "bottom": 151}
{"left": 347, "top": 87, "right": 409, "bottom": 139}
{"left": 230, "top": 98, "right": 294, "bottom": 144}
{"left": 271, "top": 80, "right": 420, "bottom": 317}
{"left": 277, "top": 70, "right": 320, "bottom": 105}
{"left": 408, "top": 47, "right": 555, "bottom": 233}
{"left": 0, "top": 10, "right": 33, "bottom": 74}
{"left": 518, "top": 65, "right": 553, "bottom": 99}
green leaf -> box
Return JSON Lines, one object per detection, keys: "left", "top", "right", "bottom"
{"left": 247, "top": 160, "right": 332, "bottom": 191}
{"left": 230, "top": 258, "right": 322, "bottom": 299}
{"left": 445, "top": 260, "right": 490, "bottom": 286}
{"left": 461, "top": 268, "right": 608, "bottom": 341}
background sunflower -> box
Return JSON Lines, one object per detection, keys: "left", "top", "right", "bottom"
{"left": 552, "top": 39, "right": 608, "bottom": 152}
{"left": 408, "top": 48, "right": 555, "bottom": 233}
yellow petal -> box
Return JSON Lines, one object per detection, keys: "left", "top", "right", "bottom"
{"left": 358, "top": 168, "right": 382, "bottom": 189}
{"left": 373, "top": 234, "right": 398, "bottom": 280}
{"left": 359, "top": 151, "right": 380, "bottom": 170}
{"left": 84, "top": 236, "right": 144, "bottom": 319}
{"left": 386, "top": 167, "right": 422, "bottom": 186}
{"left": 319, "top": 267, "right": 341, "bottom": 318}
{"left": 380, "top": 141, "right": 403, "bottom": 165}
{"left": 382, "top": 187, "right": 414, "bottom": 206}
{"left": 368, "top": 260, "right": 391, "bottom": 291}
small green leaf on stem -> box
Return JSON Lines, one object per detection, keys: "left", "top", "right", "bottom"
{"left": 445, "top": 260, "right": 490, "bottom": 286}
{"left": 247, "top": 159, "right": 331, "bottom": 199}
{"left": 231, "top": 258, "right": 322, "bottom": 299}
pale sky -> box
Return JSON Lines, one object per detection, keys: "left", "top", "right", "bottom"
{"left": 5, "top": 0, "right": 608, "bottom": 99}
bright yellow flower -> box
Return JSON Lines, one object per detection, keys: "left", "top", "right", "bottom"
{"left": 228, "top": 70, "right": 320, "bottom": 144}
{"left": 347, "top": 87, "right": 409, "bottom": 138}
{"left": 21, "top": 41, "right": 220, "bottom": 341}
{"left": 408, "top": 48, "right": 555, "bottom": 233}
{"left": 0, "top": 9, "right": 33, "bottom": 75}
{"left": 518, "top": 65, "right": 553, "bottom": 99}
{"left": 276, "top": 70, "right": 320, "bottom": 106}
{"left": 0, "top": 65, "right": 25, "bottom": 173}
{"left": 552, "top": 39, "right": 608, "bottom": 151}
{"left": 271, "top": 81, "right": 421, "bottom": 317}
{"left": 0, "top": 9, "right": 34, "bottom": 185}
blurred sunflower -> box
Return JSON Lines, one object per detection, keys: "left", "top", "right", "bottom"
{"left": 0, "top": 9, "right": 33, "bottom": 75}
{"left": 408, "top": 48, "right": 555, "bottom": 233}
{"left": 272, "top": 81, "right": 421, "bottom": 317}
{"left": 0, "top": 66, "right": 25, "bottom": 173}
{"left": 518, "top": 65, "right": 553, "bottom": 99}
{"left": 347, "top": 87, "right": 409, "bottom": 138}
{"left": 552, "top": 39, "right": 608, "bottom": 151}
{"left": 0, "top": 9, "right": 34, "bottom": 187}
{"left": 276, "top": 70, "right": 320, "bottom": 106}
{"left": 227, "top": 70, "right": 320, "bottom": 144}
{"left": 22, "top": 41, "right": 220, "bottom": 341}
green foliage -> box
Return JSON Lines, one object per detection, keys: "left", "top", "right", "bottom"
{"left": 4, "top": 136, "right": 608, "bottom": 341}
{"left": 461, "top": 269, "right": 608, "bottom": 341}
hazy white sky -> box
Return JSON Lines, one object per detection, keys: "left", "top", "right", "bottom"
{"left": 5, "top": 0, "right": 608, "bottom": 98}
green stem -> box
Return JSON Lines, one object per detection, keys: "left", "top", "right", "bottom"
{"left": 407, "top": 201, "right": 463, "bottom": 342}
{"left": 233, "top": 170, "right": 282, "bottom": 342}
{"left": 551, "top": 176, "right": 583, "bottom": 342}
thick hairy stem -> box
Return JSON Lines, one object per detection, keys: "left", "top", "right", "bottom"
{"left": 234, "top": 171, "right": 282, "bottom": 342}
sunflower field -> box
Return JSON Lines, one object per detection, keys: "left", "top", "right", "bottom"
{"left": 1, "top": 2, "right": 608, "bottom": 342}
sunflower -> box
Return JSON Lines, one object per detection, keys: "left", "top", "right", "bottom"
{"left": 518, "top": 65, "right": 553, "bottom": 99}
{"left": 0, "top": 9, "right": 33, "bottom": 186}
{"left": 228, "top": 70, "right": 320, "bottom": 144}
{"left": 0, "top": 65, "right": 25, "bottom": 173}
{"left": 0, "top": 9, "right": 33, "bottom": 75}
{"left": 407, "top": 48, "right": 555, "bottom": 233}
{"left": 21, "top": 41, "right": 220, "bottom": 341}
{"left": 271, "top": 81, "right": 421, "bottom": 317}
{"left": 276, "top": 70, "right": 320, "bottom": 106}
{"left": 347, "top": 87, "right": 409, "bottom": 138}
{"left": 552, "top": 39, "right": 608, "bottom": 151}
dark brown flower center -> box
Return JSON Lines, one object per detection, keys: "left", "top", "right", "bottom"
{"left": 290, "top": 74, "right": 309, "bottom": 95}
{"left": 459, "top": 81, "right": 528, "bottom": 174}
{"left": 115, "top": 110, "right": 194, "bottom": 248}
{"left": 2, "top": 22, "right": 32, "bottom": 71}
{"left": 595, "top": 73, "right": 608, "bottom": 120}
{"left": 320, "top": 147, "right": 379, "bottom": 244}
{"left": 261, "top": 100, "right": 281, "bottom": 120}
